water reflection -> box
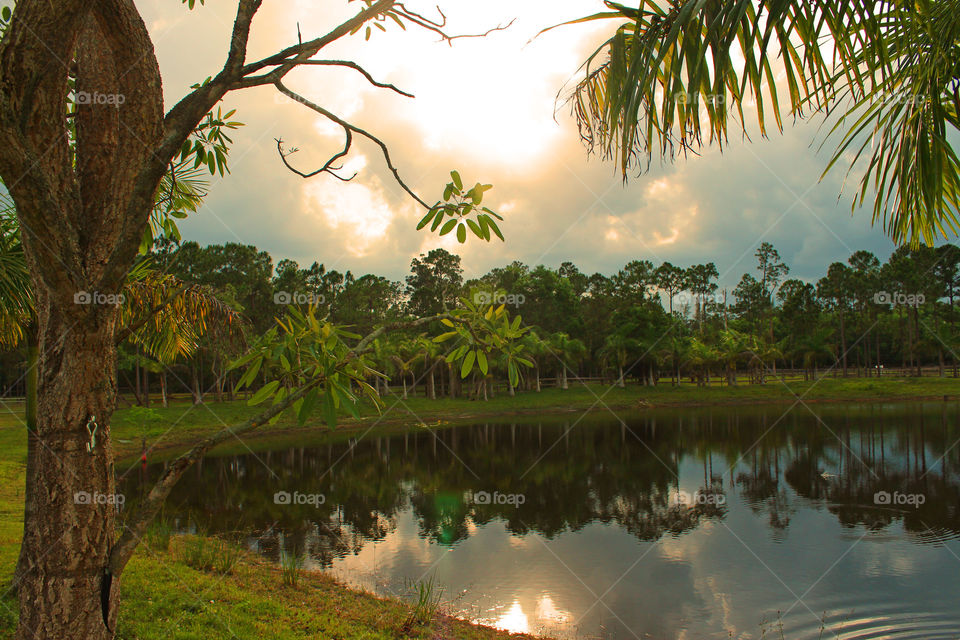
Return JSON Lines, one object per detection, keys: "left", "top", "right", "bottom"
{"left": 122, "top": 402, "right": 960, "bottom": 639}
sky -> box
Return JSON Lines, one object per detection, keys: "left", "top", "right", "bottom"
{"left": 138, "top": 0, "right": 906, "bottom": 290}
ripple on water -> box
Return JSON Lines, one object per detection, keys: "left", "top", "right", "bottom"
{"left": 779, "top": 602, "right": 960, "bottom": 640}
{"left": 907, "top": 525, "right": 960, "bottom": 545}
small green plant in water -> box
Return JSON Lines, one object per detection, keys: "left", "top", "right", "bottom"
{"left": 279, "top": 550, "right": 303, "bottom": 587}
{"left": 401, "top": 573, "right": 444, "bottom": 632}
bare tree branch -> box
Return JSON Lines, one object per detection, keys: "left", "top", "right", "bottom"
{"left": 275, "top": 132, "right": 356, "bottom": 180}
{"left": 226, "top": 0, "right": 264, "bottom": 75}
{"left": 292, "top": 60, "right": 415, "bottom": 97}
{"left": 273, "top": 80, "right": 433, "bottom": 209}
{"left": 393, "top": 3, "right": 514, "bottom": 45}
{"left": 233, "top": 0, "right": 397, "bottom": 87}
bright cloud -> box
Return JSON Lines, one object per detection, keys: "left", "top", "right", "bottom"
{"left": 143, "top": 0, "right": 901, "bottom": 286}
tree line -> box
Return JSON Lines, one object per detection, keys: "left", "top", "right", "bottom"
{"left": 7, "top": 239, "right": 952, "bottom": 404}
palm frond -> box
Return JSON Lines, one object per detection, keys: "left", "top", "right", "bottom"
{"left": 120, "top": 260, "right": 247, "bottom": 363}
{"left": 567, "top": 0, "right": 960, "bottom": 245}
{"left": 0, "top": 196, "right": 33, "bottom": 348}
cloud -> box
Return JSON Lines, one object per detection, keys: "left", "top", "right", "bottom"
{"left": 146, "top": 0, "right": 903, "bottom": 288}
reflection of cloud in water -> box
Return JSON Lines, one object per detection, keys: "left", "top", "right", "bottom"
{"left": 536, "top": 594, "right": 572, "bottom": 626}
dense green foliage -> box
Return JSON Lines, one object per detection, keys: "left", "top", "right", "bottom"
{"left": 8, "top": 239, "right": 949, "bottom": 407}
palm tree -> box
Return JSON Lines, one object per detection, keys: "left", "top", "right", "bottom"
{"left": 520, "top": 331, "right": 549, "bottom": 392}
{"left": 417, "top": 335, "right": 444, "bottom": 400}
{"left": 0, "top": 206, "right": 31, "bottom": 349}
{"left": 0, "top": 205, "right": 35, "bottom": 426}
{"left": 717, "top": 330, "right": 754, "bottom": 387}
{"left": 684, "top": 337, "right": 717, "bottom": 387}
{"left": 559, "top": 1, "right": 960, "bottom": 244}
{"left": 791, "top": 330, "right": 836, "bottom": 381}
{"left": 367, "top": 337, "right": 392, "bottom": 397}
{"left": 748, "top": 340, "right": 784, "bottom": 385}
{"left": 656, "top": 335, "right": 690, "bottom": 386}
{"left": 119, "top": 260, "right": 244, "bottom": 366}
{"left": 600, "top": 333, "right": 635, "bottom": 388}
{"left": 547, "top": 332, "right": 587, "bottom": 390}
{"left": 388, "top": 337, "right": 420, "bottom": 400}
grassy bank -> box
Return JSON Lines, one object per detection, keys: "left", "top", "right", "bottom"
{"left": 4, "top": 376, "right": 957, "bottom": 462}
{"left": 0, "top": 528, "right": 539, "bottom": 639}
{"left": 106, "top": 375, "right": 960, "bottom": 460}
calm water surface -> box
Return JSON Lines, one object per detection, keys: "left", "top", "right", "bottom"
{"left": 122, "top": 402, "right": 960, "bottom": 639}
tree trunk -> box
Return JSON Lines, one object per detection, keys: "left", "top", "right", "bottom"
{"left": 191, "top": 362, "right": 203, "bottom": 405}
{"left": 16, "top": 300, "right": 122, "bottom": 640}
{"left": 0, "top": 0, "right": 399, "bottom": 636}
{"left": 214, "top": 365, "right": 224, "bottom": 403}
{"left": 134, "top": 351, "right": 142, "bottom": 406}
{"left": 876, "top": 328, "right": 882, "bottom": 377}
{"left": 142, "top": 363, "right": 150, "bottom": 408}
{"left": 839, "top": 310, "right": 847, "bottom": 377}
{"left": 160, "top": 370, "right": 169, "bottom": 408}
{"left": 448, "top": 363, "right": 458, "bottom": 399}
{"left": 0, "top": 2, "right": 168, "bottom": 632}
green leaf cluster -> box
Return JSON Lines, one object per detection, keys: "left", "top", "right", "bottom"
{"left": 433, "top": 295, "right": 533, "bottom": 388}
{"left": 230, "top": 306, "right": 381, "bottom": 428}
{"left": 417, "top": 171, "right": 504, "bottom": 245}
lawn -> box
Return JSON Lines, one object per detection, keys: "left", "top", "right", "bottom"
{"left": 100, "top": 375, "right": 960, "bottom": 461}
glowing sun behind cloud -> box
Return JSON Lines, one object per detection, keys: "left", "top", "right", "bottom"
{"left": 280, "top": 0, "right": 614, "bottom": 170}
{"left": 301, "top": 156, "right": 395, "bottom": 257}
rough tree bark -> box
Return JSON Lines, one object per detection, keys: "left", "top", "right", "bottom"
{"left": 0, "top": 0, "right": 165, "bottom": 636}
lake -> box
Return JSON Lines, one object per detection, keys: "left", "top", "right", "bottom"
{"left": 121, "top": 402, "right": 960, "bottom": 639}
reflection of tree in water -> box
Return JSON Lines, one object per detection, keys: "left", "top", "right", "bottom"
{"left": 736, "top": 441, "right": 794, "bottom": 534}
{"left": 252, "top": 518, "right": 375, "bottom": 567}
{"left": 121, "top": 404, "right": 960, "bottom": 563}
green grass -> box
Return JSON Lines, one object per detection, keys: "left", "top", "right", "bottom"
{"left": 96, "top": 375, "right": 960, "bottom": 461}
{"left": 111, "top": 539, "right": 539, "bottom": 640}
{"left": 2, "top": 376, "right": 951, "bottom": 463}
{"left": 279, "top": 550, "right": 303, "bottom": 588}
{"left": 403, "top": 574, "right": 444, "bottom": 630}
{"left": 180, "top": 534, "right": 243, "bottom": 575}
